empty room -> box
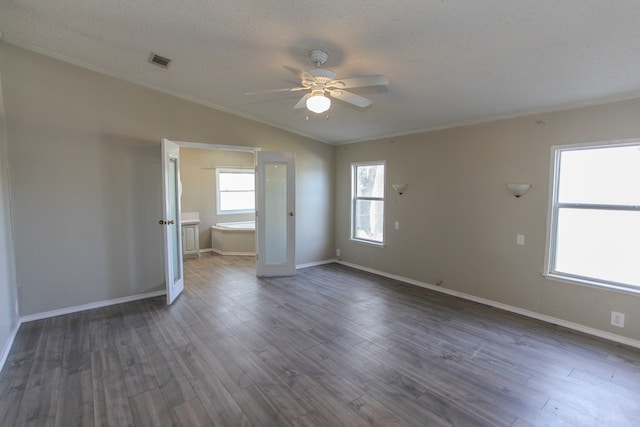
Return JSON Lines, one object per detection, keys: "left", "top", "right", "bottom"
{"left": 1, "top": 1, "right": 639, "bottom": 426}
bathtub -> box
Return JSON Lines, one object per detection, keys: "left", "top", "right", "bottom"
{"left": 211, "top": 221, "right": 255, "bottom": 256}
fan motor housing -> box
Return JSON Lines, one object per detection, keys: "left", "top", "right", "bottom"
{"left": 307, "top": 68, "right": 336, "bottom": 83}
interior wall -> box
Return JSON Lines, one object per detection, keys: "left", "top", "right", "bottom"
{"left": 0, "top": 47, "right": 19, "bottom": 364}
{"left": 336, "top": 98, "right": 640, "bottom": 342}
{"left": 180, "top": 148, "right": 255, "bottom": 249}
{"left": 1, "top": 42, "right": 335, "bottom": 316}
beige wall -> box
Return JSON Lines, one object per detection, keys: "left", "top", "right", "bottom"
{"left": 1, "top": 42, "right": 335, "bottom": 316}
{"left": 180, "top": 148, "right": 255, "bottom": 249}
{"left": 0, "top": 49, "right": 19, "bottom": 363}
{"left": 336, "top": 99, "right": 640, "bottom": 342}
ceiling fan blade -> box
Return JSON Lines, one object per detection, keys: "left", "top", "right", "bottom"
{"left": 328, "top": 89, "right": 372, "bottom": 108}
{"left": 328, "top": 75, "right": 389, "bottom": 89}
{"left": 284, "top": 66, "right": 315, "bottom": 83}
{"left": 244, "top": 87, "right": 306, "bottom": 96}
{"left": 293, "top": 93, "right": 311, "bottom": 109}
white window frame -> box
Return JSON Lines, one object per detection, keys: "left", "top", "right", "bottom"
{"left": 350, "top": 161, "right": 385, "bottom": 246}
{"left": 544, "top": 139, "right": 640, "bottom": 294}
{"left": 215, "top": 168, "right": 255, "bottom": 215}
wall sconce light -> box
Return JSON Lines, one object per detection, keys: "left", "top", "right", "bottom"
{"left": 392, "top": 184, "right": 407, "bottom": 195}
{"left": 506, "top": 183, "right": 532, "bottom": 198}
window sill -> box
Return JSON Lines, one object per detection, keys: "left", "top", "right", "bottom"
{"left": 543, "top": 273, "right": 640, "bottom": 296}
{"left": 217, "top": 210, "right": 255, "bottom": 216}
{"left": 350, "top": 238, "right": 385, "bottom": 248}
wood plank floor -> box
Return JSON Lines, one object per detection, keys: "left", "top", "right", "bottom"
{"left": 2, "top": 253, "right": 640, "bottom": 426}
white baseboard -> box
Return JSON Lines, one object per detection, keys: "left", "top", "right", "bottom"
{"left": 337, "top": 260, "right": 640, "bottom": 350}
{"left": 211, "top": 248, "right": 255, "bottom": 256}
{"left": 20, "top": 290, "right": 166, "bottom": 323}
{"left": 0, "top": 319, "right": 22, "bottom": 374}
{"left": 199, "top": 248, "right": 214, "bottom": 253}
{"left": 297, "top": 258, "right": 337, "bottom": 270}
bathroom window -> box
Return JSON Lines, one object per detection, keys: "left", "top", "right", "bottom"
{"left": 545, "top": 142, "right": 640, "bottom": 292}
{"left": 216, "top": 168, "right": 255, "bottom": 215}
{"left": 351, "top": 161, "right": 385, "bottom": 245}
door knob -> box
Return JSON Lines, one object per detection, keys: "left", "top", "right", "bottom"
{"left": 289, "top": 211, "right": 294, "bottom": 217}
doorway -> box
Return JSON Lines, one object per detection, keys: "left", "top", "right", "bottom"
{"left": 180, "top": 146, "right": 257, "bottom": 260}
{"left": 160, "top": 139, "right": 296, "bottom": 304}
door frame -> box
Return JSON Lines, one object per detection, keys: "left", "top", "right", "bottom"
{"left": 161, "top": 140, "right": 261, "bottom": 303}
{"left": 171, "top": 140, "right": 260, "bottom": 154}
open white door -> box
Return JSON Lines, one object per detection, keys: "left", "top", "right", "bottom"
{"left": 256, "top": 152, "right": 296, "bottom": 277}
{"left": 161, "top": 138, "right": 184, "bottom": 304}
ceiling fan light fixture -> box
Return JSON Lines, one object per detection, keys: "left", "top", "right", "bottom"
{"left": 306, "top": 93, "right": 331, "bottom": 113}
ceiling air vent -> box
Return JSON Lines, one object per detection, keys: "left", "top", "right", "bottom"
{"left": 149, "top": 53, "right": 171, "bottom": 69}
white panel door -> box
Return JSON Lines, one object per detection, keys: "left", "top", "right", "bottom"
{"left": 161, "top": 138, "right": 184, "bottom": 304}
{"left": 256, "top": 152, "right": 296, "bottom": 277}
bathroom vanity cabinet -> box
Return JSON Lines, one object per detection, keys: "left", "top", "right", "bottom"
{"left": 181, "top": 221, "right": 200, "bottom": 258}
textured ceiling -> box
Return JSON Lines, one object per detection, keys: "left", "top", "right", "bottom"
{"left": 2, "top": 1, "right": 640, "bottom": 144}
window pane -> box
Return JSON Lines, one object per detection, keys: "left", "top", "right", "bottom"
{"left": 558, "top": 145, "right": 640, "bottom": 205}
{"left": 354, "top": 200, "right": 384, "bottom": 242}
{"left": 219, "top": 172, "right": 254, "bottom": 192}
{"left": 554, "top": 208, "right": 640, "bottom": 286}
{"left": 356, "top": 164, "right": 385, "bottom": 198}
{"left": 264, "top": 163, "right": 287, "bottom": 264}
{"left": 169, "top": 158, "right": 181, "bottom": 282}
{"left": 217, "top": 169, "right": 255, "bottom": 214}
{"left": 220, "top": 192, "right": 255, "bottom": 212}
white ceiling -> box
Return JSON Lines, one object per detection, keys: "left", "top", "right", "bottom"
{"left": 2, "top": 1, "right": 640, "bottom": 144}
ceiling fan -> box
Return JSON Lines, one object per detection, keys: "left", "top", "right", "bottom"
{"left": 247, "top": 50, "right": 389, "bottom": 114}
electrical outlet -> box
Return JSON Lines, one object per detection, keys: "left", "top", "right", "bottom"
{"left": 516, "top": 234, "right": 525, "bottom": 245}
{"left": 395, "top": 221, "right": 400, "bottom": 230}
{"left": 336, "top": 248, "right": 340, "bottom": 257}
{"left": 611, "top": 311, "right": 625, "bottom": 328}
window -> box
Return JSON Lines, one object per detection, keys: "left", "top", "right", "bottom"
{"left": 546, "top": 142, "right": 640, "bottom": 291}
{"left": 351, "top": 162, "right": 385, "bottom": 244}
{"left": 216, "top": 168, "right": 255, "bottom": 215}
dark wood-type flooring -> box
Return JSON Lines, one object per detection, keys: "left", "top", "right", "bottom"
{"left": 2, "top": 253, "right": 640, "bottom": 426}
